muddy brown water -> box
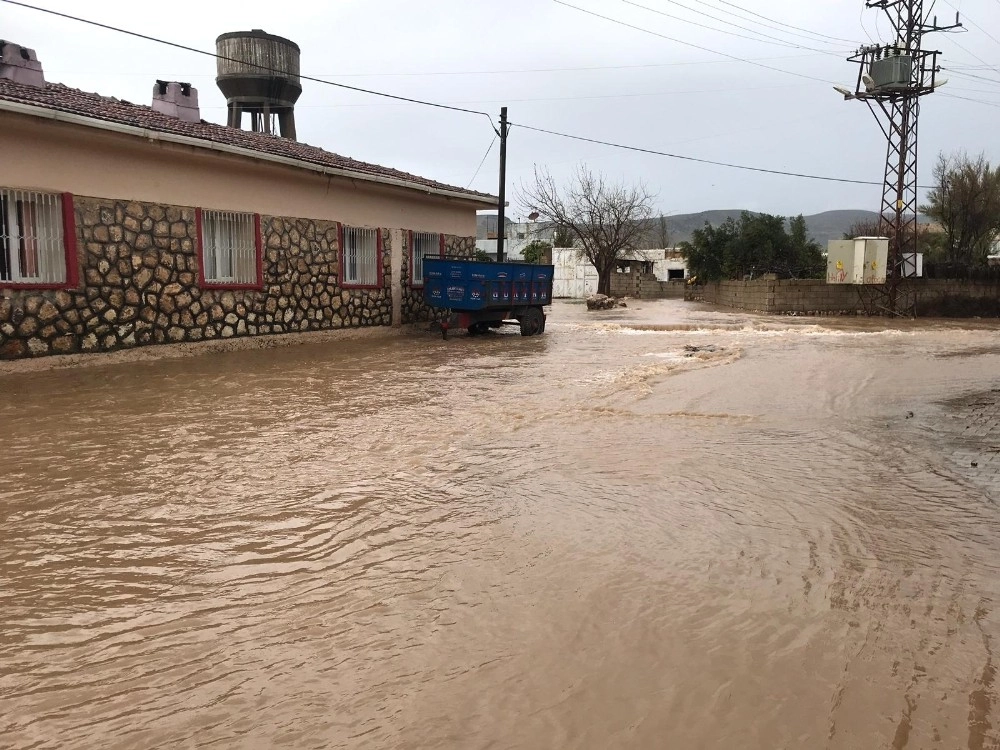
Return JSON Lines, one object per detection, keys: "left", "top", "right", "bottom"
{"left": 2, "top": 299, "right": 1000, "bottom": 749}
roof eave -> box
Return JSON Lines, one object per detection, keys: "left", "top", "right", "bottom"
{"left": 0, "top": 99, "right": 498, "bottom": 207}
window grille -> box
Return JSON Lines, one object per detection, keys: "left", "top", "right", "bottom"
{"left": 411, "top": 232, "right": 440, "bottom": 285}
{"left": 200, "top": 209, "right": 258, "bottom": 285}
{"left": 0, "top": 189, "right": 66, "bottom": 284}
{"left": 342, "top": 227, "right": 380, "bottom": 286}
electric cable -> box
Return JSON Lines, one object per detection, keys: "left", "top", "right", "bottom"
{"left": 943, "top": 68, "right": 1000, "bottom": 85}
{"left": 466, "top": 134, "right": 498, "bottom": 188}
{"left": 697, "top": 0, "right": 858, "bottom": 44}
{"left": 622, "top": 0, "right": 847, "bottom": 54}
{"left": 0, "top": 0, "right": 495, "bottom": 121}
{"left": 553, "top": 0, "right": 836, "bottom": 84}
{"left": 507, "top": 121, "right": 906, "bottom": 187}
{"left": 939, "top": 0, "right": 1000, "bottom": 49}
{"left": 1, "top": 0, "right": 954, "bottom": 188}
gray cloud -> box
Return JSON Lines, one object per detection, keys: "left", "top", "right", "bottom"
{"left": 5, "top": 0, "right": 998, "bottom": 219}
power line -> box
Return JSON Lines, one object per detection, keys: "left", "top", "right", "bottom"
{"left": 699, "top": 0, "right": 858, "bottom": 44}
{"left": 940, "top": 92, "right": 1000, "bottom": 107}
{"left": 43, "top": 54, "right": 838, "bottom": 81}
{"left": 508, "top": 121, "right": 905, "bottom": 186}
{"left": 674, "top": 0, "right": 854, "bottom": 49}
{"left": 943, "top": 67, "right": 1000, "bottom": 85}
{"left": 0, "top": 0, "right": 945, "bottom": 189}
{"left": 938, "top": 0, "right": 1000, "bottom": 49}
{"left": 941, "top": 32, "right": 1000, "bottom": 75}
{"left": 0, "top": 0, "right": 494, "bottom": 121}
{"left": 553, "top": 0, "right": 835, "bottom": 84}
{"left": 466, "top": 134, "right": 498, "bottom": 188}
{"left": 313, "top": 53, "right": 834, "bottom": 76}
{"left": 39, "top": 54, "right": 836, "bottom": 81}
{"left": 195, "top": 81, "right": 814, "bottom": 109}
{"left": 621, "top": 0, "right": 846, "bottom": 54}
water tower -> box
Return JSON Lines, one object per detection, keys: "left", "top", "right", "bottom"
{"left": 216, "top": 30, "right": 301, "bottom": 140}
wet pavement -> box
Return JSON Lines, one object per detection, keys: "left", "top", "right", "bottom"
{"left": 2, "top": 299, "right": 1000, "bottom": 749}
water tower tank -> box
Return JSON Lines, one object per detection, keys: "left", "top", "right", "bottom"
{"left": 216, "top": 30, "right": 302, "bottom": 140}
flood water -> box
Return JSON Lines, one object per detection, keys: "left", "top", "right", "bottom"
{"left": 2, "top": 299, "right": 1000, "bottom": 749}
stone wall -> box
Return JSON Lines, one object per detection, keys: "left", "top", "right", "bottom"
{"left": 0, "top": 195, "right": 471, "bottom": 359}
{"left": 610, "top": 271, "right": 685, "bottom": 299}
{"left": 400, "top": 234, "right": 475, "bottom": 324}
{"left": 690, "top": 277, "right": 1000, "bottom": 315}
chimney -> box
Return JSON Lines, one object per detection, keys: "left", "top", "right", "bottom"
{"left": 0, "top": 41, "right": 45, "bottom": 87}
{"left": 151, "top": 80, "right": 200, "bottom": 123}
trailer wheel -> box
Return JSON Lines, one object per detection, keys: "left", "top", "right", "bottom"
{"left": 519, "top": 308, "right": 543, "bottom": 336}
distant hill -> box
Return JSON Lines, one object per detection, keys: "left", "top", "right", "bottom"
{"left": 664, "top": 209, "right": 882, "bottom": 248}
{"left": 479, "top": 208, "right": 919, "bottom": 250}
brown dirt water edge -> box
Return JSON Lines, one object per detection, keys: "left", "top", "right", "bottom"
{"left": 2, "top": 299, "right": 1000, "bottom": 749}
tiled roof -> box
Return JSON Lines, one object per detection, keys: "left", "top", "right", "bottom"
{"left": 0, "top": 78, "right": 495, "bottom": 202}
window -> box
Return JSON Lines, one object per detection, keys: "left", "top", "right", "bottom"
{"left": 341, "top": 226, "right": 381, "bottom": 287}
{"left": 198, "top": 209, "right": 261, "bottom": 287}
{"left": 0, "top": 188, "right": 72, "bottom": 286}
{"left": 410, "top": 231, "right": 442, "bottom": 286}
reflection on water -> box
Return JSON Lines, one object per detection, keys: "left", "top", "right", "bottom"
{"left": 2, "top": 299, "right": 1000, "bottom": 749}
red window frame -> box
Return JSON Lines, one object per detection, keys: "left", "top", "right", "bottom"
{"left": 195, "top": 208, "right": 264, "bottom": 291}
{"left": 0, "top": 191, "right": 79, "bottom": 290}
{"left": 339, "top": 223, "right": 384, "bottom": 290}
{"left": 408, "top": 231, "right": 444, "bottom": 288}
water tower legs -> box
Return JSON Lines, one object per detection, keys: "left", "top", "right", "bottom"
{"left": 278, "top": 111, "right": 296, "bottom": 140}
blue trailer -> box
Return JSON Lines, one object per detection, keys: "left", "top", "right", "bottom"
{"left": 423, "top": 256, "right": 554, "bottom": 337}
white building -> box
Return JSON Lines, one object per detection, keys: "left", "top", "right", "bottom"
{"left": 553, "top": 248, "right": 689, "bottom": 298}
{"left": 476, "top": 214, "right": 556, "bottom": 261}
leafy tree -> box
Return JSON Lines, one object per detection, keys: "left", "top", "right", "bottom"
{"left": 786, "top": 215, "right": 825, "bottom": 278}
{"left": 519, "top": 165, "right": 655, "bottom": 296}
{"left": 521, "top": 240, "right": 551, "bottom": 264}
{"left": 679, "top": 219, "right": 734, "bottom": 282}
{"left": 680, "top": 212, "right": 823, "bottom": 282}
{"left": 920, "top": 152, "right": 1000, "bottom": 265}
{"left": 473, "top": 249, "right": 492, "bottom": 262}
{"left": 842, "top": 217, "right": 943, "bottom": 260}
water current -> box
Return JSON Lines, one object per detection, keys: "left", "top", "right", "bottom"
{"left": 2, "top": 299, "right": 1000, "bottom": 749}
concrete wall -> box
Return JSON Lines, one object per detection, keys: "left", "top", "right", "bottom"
{"left": 689, "top": 278, "right": 1000, "bottom": 315}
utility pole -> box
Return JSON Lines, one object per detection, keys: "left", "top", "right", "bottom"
{"left": 840, "top": 1, "right": 960, "bottom": 315}
{"left": 496, "top": 107, "right": 509, "bottom": 263}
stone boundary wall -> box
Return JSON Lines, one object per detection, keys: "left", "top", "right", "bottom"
{"left": 0, "top": 196, "right": 472, "bottom": 359}
{"left": 610, "top": 271, "right": 685, "bottom": 299}
{"left": 689, "top": 278, "right": 1000, "bottom": 315}
{"left": 400, "top": 234, "right": 475, "bottom": 325}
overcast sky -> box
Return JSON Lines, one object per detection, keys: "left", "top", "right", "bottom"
{"left": 4, "top": 0, "right": 998, "bottom": 220}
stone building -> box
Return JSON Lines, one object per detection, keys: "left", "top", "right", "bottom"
{"left": 0, "top": 39, "right": 494, "bottom": 360}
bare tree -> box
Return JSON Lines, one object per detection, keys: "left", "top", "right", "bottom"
{"left": 843, "top": 217, "right": 883, "bottom": 239}
{"left": 519, "top": 165, "right": 655, "bottom": 296}
{"left": 552, "top": 225, "right": 575, "bottom": 248}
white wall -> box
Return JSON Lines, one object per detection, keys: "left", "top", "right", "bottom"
{"left": 553, "top": 248, "right": 598, "bottom": 298}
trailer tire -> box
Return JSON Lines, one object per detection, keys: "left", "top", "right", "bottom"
{"left": 519, "top": 308, "right": 543, "bottom": 336}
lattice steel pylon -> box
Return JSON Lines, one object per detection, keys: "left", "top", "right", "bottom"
{"left": 841, "top": 0, "right": 960, "bottom": 315}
